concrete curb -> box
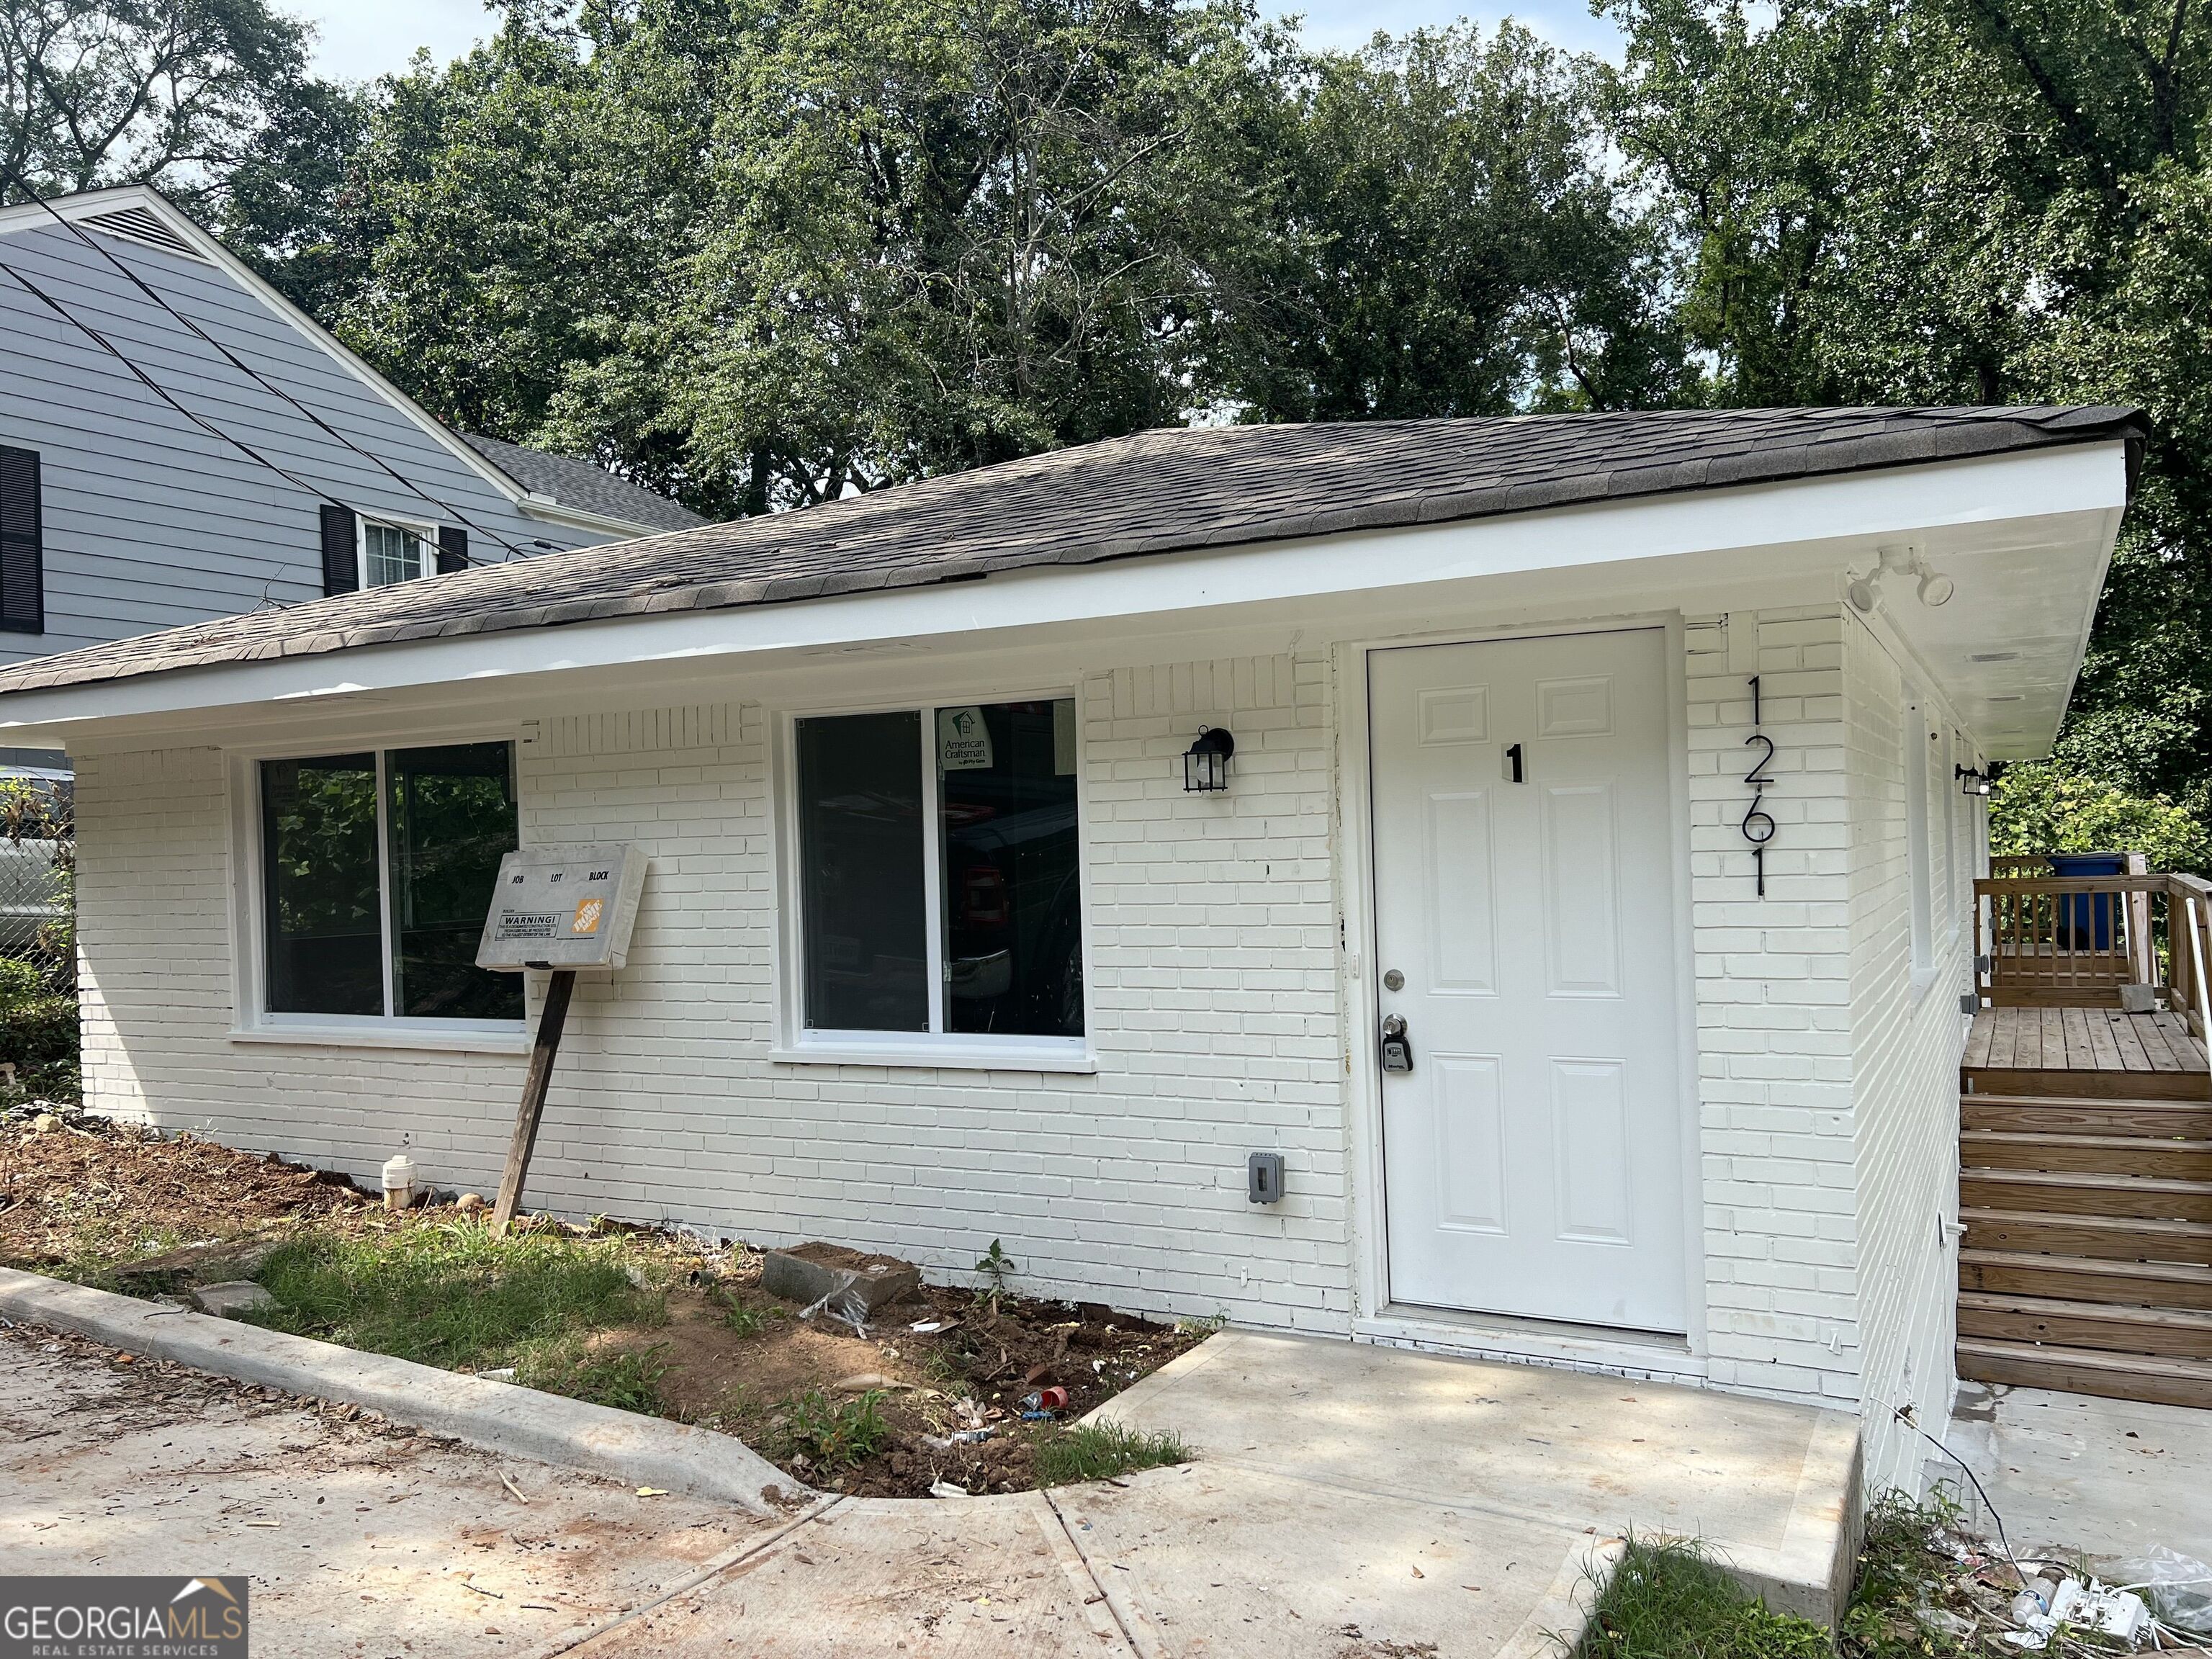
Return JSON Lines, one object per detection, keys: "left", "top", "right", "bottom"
{"left": 1719, "top": 1407, "right": 1866, "bottom": 1629}
{"left": 0, "top": 1267, "right": 802, "bottom": 1515}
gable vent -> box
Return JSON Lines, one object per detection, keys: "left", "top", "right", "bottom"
{"left": 79, "top": 205, "right": 207, "bottom": 262}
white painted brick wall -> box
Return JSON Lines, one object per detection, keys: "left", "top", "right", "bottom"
{"left": 72, "top": 610, "right": 1987, "bottom": 1487}
{"left": 76, "top": 655, "right": 1352, "bottom": 1333}
{"left": 1686, "top": 609, "right": 1863, "bottom": 1410}
{"left": 1843, "top": 614, "right": 1976, "bottom": 1495}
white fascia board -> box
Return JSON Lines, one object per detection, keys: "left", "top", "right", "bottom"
{"left": 517, "top": 494, "right": 670, "bottom": 539}
{"left": 0, "top": 186, "right": 536, "bottom": 512}
{"left": 0, "top": 439, "right": 2131, "bottom": 735}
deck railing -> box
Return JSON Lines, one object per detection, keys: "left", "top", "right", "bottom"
{"left": 1976, "top": 856, "right": 2212, "bottom": 1042}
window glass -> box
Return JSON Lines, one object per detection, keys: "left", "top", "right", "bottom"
{"left": 797, "top": 711, "right": 927, "bottom": 1032}
{"left": 388, "top": 744, "right": 521, "bottom": 1019}
{"left": 261, "top": 755, "right": 382, "bottom": 1015}
{"left": 940, "top": 701, "right": 1082, "bottom": 1036}
{"left": 363, "top": 521, "right": 425, "bottom": 587}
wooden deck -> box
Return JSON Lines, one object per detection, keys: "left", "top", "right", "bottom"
{"left": 1964, "top": 1007, "right": 2211, "bottom": 1101}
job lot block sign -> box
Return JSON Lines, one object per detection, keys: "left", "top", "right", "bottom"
{"left": 476, "top": 843, "right": 648, "bottom": 971}
{"left": 1, "top": 1575, "right": 248, "bottom": 1658}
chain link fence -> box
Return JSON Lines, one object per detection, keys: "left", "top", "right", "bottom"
{"left": 0, "top": 776, "right": 78, "bottom": 1102}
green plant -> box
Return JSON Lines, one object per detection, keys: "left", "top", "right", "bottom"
{"left": 1175, "top": 1310, "right": 1229, "bottom": 1337}
{"left": 245, "top": 1218, "right": 664, "bottom": 1372}
{"left": 521, "top": 1341, "right": 671, "bottom": 1413}
{"left": 715, "top": 1287, "right": 775, "bottom": 1337}
{"left": 1578, "top": 1538, "right": 1829, "bottom": 1658}
{"left": 974, "top": 1238, "right": 1016, "bottom": 1308}
{"left": 1841, "top": 1490, "right": 1986, "bottom": 1657}
{"left": 1031, "top": 1419, "right": 1190, "bottom": 1487}
{"left": 778, "top": 1388, "right": 891, "bottom": 1470}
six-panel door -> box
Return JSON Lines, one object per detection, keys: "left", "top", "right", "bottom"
{"left": 1369, "top": 629, "right": 1688, "bottom": 1332}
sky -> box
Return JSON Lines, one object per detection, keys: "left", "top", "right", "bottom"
{"left": 299, "top": 0, "right": 1624, "bottom": 84}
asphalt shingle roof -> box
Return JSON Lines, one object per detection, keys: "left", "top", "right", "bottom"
{"left": 461, "top": 433, "right": 708, "bottom": 534}
{"left": 0, "top": 406, "right": 2144, "bottom": 700}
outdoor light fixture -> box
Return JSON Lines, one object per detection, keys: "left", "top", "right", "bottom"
{"left": 1847, "top": 546, "right": 1954, "bottom": 613}
{"left": 1956, "top": 763, "right": 1992, "bottom": 796}
{"left": 1183, "top": 725, "right": 1235, "bottom": 793}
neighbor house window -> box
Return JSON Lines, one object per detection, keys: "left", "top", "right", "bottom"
{"left": 260, "top": 741, "right": 521, "bottom": 1024}
{"left": 792, "top": 698, "right": 1084, "bottom": 1046}
{"left": 318, "top": 505, "right": 468, "bottom": 595}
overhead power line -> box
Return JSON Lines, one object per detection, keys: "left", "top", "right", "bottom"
{"left": 1, "top": 172, "right": 546, "bottom": 568}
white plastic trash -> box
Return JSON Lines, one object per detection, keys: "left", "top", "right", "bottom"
{"left": 381, "top": 1154, "right": 417, "bottom": 1210}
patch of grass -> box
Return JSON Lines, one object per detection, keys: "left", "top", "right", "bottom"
{"left": 32, "top": 1210, "right": 196, "bottom": 1287}
{"left": 778, "top": 1388, "right": 891, "bottom": 1470}
{"left": 1578, "top": 1539, "right": 1829, "bottom": 1659}
{"left": 519, "top": 1340, "right": 673, "bottom": 1413}
{"left": 1174, "top": 1310, "right": 1229, "bottom": 1338}
{"left": 246, "top": 1218, "right": 666, "bottom": 1372}
{"left": 1032, "top": 1419, "right": 1190, "bottom": 1487}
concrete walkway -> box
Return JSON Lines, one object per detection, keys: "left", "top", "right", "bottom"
{"left": 0, "top": 1308, "right": 1861, "bottom": 1655}
{"left": 1944, "top": 1380, "right": 2212, "bottom": 1562}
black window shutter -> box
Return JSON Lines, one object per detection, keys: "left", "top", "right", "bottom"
{"left": 0, "top": 446, "right": 45, "bottom": 634}
{"left": 436, "top": 524, "right": 468, "bottom": 575}
{"left": 320, "top": 503, "right": 358, "bottom": 595}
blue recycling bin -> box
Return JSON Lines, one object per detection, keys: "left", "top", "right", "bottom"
{"left": 2048, "top": 852, "right": 2126, "bottom": 950}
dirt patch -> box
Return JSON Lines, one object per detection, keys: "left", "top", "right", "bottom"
{"left": 1, "top": 1113, "right": 1210, "bottom": 1498}
{"left": 607, "top": 1256, "right": 1206, "bottom": 1498}
{"left": 0, "top": 1107, "right": 380, "bottom": 1280}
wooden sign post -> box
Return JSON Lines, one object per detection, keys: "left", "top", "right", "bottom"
{"left": 474, "top": 844, "right": 647, "bottom": 1240}
{"left": 490, "top": 967, "right": 576, "bottom": 1237}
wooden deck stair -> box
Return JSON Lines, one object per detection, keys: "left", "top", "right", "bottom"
{"left": 1958, "top": 1084, "right": 2212, "bottom": 1408}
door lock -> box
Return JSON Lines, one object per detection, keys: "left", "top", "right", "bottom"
{"left": 1380, "top": 1013, "right": 1413, "bottom": 1074}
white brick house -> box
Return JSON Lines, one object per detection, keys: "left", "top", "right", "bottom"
{"left": 0, "top": 408, "right": 2141, "bottom": 1495}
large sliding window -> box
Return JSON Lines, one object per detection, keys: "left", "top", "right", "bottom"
{"left": 260, "top": 741, "right": 522, "bottom": 1025}
{"left": 792, "top": 698, "right": 1084, "bottom": 1052}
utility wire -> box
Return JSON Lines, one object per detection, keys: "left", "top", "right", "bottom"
{"left": 1, "top": 172, "right": 536, "bottom": 567}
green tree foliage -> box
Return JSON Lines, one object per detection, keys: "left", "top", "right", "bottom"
{"left": 1601, "top": 0, "right": 2212, "bottom": 848}
{"left": 0, "top": 0, "right": 331, "bottom": 207}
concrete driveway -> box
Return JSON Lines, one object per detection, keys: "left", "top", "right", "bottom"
{"left": 0, "top": 1318, "right": 1861, "bottom": 1656}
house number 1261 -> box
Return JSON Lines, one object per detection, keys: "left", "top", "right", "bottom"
{"left": 1743, "top": 675, "right": 1776, "bottom": 896}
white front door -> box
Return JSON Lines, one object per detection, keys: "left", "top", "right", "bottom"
{"left": 1370, "top": 629, "right": 1687, "bottom": 1331}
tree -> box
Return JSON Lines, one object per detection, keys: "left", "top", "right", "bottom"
{"left": 1602, "top": 0, "right": 2212, "bottom": 855}
{"left": 1208, "top": 23, "right": 1687, "bottom": 423}
{"left": 0, "top": 0, "right": 320, "bottom": 207}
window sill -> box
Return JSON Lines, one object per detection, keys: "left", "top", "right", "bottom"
{"left": 769, "top": 1043, "right": 1097, "bottom": 1074}
{"left": 228, "top": 1024, "right": 531, "bottom": 1056}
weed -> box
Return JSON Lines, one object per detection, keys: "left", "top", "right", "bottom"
{"left": 974, "top": 1238, "right": 1016, "bottom": 1308}
{"left": 245, "top": 1218, "right": 665, "bottom": 1371}
{"left": 521, "top": 1341, "right": 672, "bottom": 1414}
{"left": 1578, "top": 1538, "right": 1829, "bottom": 1659}
{"left": 714, "top": 1286, "right": 775, "bottom": 1338}
{"left": 1174, "top": 1310, "right": 1229, "bottom": 1338}
{"left": 1841, "top": 1490, "right": 1985, "bottom": 1657}
{"left": 779, "top": 1388, "right": 891, "bottom": 1470}
{"left": 1032, "top": 1419, "right": 1190, "bottom": 1487}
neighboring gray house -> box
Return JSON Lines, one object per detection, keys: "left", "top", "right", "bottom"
{"left": 0, "top": 184, "right": 702, "bottom": 701}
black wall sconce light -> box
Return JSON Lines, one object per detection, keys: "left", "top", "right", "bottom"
{"left": 1183, "top": 726, "right": 1235, "bottom": 793}
{"left": 1956, "top": 763, "right": 1992, "bottom": 797}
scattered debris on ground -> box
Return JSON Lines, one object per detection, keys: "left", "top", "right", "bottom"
{"left": 0, "top": 1112, "right": 1208, "bottom": 1498}
{"left": 1841, "top": 1491, "right": 2212, "bottom": 1656}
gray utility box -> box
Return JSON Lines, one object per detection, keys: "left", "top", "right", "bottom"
{"left": 475, "top": 844, "right": 648, "bottom": 972}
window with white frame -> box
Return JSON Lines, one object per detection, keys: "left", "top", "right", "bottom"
{"left": 1902, "top": 687, "right": 1934, "bottom": 974}
{"left": 789, "top": 698, "right": 1084, "bottom": 1048}
{"left": 362, "top": 519, "right": 436, "bottom": 588}
{"left": 258, "top": 742, "right": 522, "bottom": 1024}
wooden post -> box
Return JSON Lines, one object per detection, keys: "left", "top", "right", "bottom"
{"left": 490, "top": 968, "right": 577, "bottom": 1238}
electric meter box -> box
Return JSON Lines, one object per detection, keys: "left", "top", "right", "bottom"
{"left": 475, "top": 844, "right": 648, "bottom": 972}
